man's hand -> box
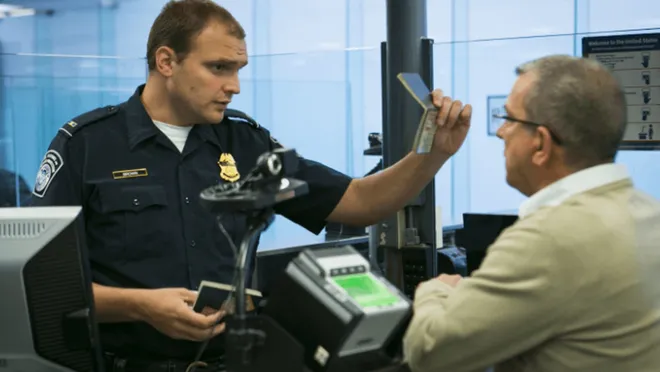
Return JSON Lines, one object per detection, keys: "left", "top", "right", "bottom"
{"left": 325, "top": 89, "right": 472, "bottom": 228}
{"left": 136, "top": 288, "right": 226, "bottom": 341}
{"left": 431, "top": 89, "right": 472, "bottom": 157}
{"left": 415, "top": 274, "right": 463, "bottom": 293}
{"left": 437, "top": 273, "right": 463, "bottom": 288}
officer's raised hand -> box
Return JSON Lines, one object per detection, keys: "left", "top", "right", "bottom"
{"left": 430, "top": 89, "right": 472, "bottom": 157}
{"left": 136, "top": 288, "right": 225, "bottom": 341}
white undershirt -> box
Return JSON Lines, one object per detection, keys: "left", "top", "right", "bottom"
{"left": 153, "top": 120, "right": 193, "bottom": 153}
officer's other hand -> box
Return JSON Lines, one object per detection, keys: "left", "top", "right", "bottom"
{"left": 138, "top": 288, "right": 226, "bottom": 341}
{"left": 430, "top": 89, "right": 472, "bottom": 158}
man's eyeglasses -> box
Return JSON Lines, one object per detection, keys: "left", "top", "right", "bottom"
{"left": 492, "top": 113, "right": 563, "bottom": 145}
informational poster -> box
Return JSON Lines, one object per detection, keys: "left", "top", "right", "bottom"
{"left": 583, "top": 33, "right": 660, "bottom": 150}
{"left": 487, "top": 95, "right": 508, "bottom": 136}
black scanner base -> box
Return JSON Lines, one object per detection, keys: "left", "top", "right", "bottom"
{"left": 226, "top": 314, "right": 307, "bottom": 372}
{"left": 225, "top": 314, "right": 410, "bottom": 372}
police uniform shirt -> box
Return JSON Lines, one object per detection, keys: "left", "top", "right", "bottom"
{"left": 30, "top": 85, "right": 353, "bottom": 359}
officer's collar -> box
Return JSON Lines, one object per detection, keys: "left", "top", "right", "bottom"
{"left": 126, "top": 85, "right": 160, "bottom": 149}
{"left": 193, "top": 121, "right": 223, "bottom": 149}
{"left": 126, "top": 84, "right": 222, "bottom": 150}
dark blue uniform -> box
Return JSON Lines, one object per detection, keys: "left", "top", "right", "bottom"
{"left": 30, "top": 85, "right": 352, "bottom": 360}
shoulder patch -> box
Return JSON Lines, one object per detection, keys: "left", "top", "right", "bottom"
{"left": 58, "top": 105, "right": 120, "bottom": 138}
{"left": 225, "top": 109, "right": 261, "bottom": 130}
{"left": 33, "top": 149, "right": 64, "bottom": 198}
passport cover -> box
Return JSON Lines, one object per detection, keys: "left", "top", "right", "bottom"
{"left": 192, "top": 280, "right": 263, "bottom": 314}
{"left": 397, "top": 72, "right": 438, "bottom": 154}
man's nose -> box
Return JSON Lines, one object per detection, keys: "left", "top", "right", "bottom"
{"left": 224, "top": 73, "right": 241, "bottom": 95}
{"left": 496, "top": 123, "right": 505, "bottom": 140}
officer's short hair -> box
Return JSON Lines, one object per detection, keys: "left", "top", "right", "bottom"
{"left": 147, "top": 0, "right": 246, "bottom": 71}
{"left": 515, "top": 55, "right": 627, "bottom": 169}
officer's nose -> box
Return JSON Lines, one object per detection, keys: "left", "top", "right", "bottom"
{"left": 224, "top": 73, "right": 240, "bottom": 96}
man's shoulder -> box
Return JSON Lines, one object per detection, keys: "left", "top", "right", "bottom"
{"left": 489, "top": 206, "right": 598, "bottom": 269}
{"left": 224, "top": 108, "right": 259, "bottom": 126}
{"left": 518, "top": 190, "right": 635, "bottom": 246}
{"left": 221, "top": 109, "right": 287, "bottom": 151}
{"left": 57, "top": 105, "right": 121, "bottom": 139}
{"left": 223, "top": 109, "right": 270, "bottom": 134}
{"left": 522, "top": 202, "right": 602, "bottom": 233}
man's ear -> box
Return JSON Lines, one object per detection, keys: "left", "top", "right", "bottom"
{"left": 154, "top": 46, "right": 177, "bottom": 77}
{"left": 532, "top": 127, "right": 553, "bottom": 166}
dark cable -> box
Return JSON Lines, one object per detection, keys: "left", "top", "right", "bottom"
{"left": 188, "top": 217, "right": 240, "bottom": 372}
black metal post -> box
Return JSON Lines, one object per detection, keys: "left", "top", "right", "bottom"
{"left": 381, "top": 0, "right": 437, "bottom": 297}
{"left": 384, "top": 0, "right": 428, "bottom": 166}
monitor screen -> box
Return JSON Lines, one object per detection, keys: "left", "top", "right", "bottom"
{"left": 332, "top": 273, "right": 400, "bottom": 308}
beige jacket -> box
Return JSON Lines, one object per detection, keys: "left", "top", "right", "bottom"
{"left": 403, "top": 165, "right": 660, "bottom": 372}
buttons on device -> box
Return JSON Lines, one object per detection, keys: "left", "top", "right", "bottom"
{"left": 329, "top": 265, "right": 367, "bottom": 276}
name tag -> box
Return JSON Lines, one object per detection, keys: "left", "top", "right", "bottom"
{"left": 112, "top": 168, "right": 148, "bottom": 180}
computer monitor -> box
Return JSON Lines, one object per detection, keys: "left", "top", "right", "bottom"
{"left": 0, "top": 206, "right": 104, "bottom": 372}
{"left": 456, "top": 212, "right": 518, "bottom": 275}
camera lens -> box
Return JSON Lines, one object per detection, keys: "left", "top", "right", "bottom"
{"left": 267, "top": 154, "right": 282, "bottom": 176}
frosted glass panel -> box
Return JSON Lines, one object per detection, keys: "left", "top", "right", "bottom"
{"left": 587, "top": 0, "right": 660, "bottom": 33}
{"left": 466, "top": 35, "right": 575, "bottom": 215}
{"left": 467, "top": 0, "right": 574, "bottom": 40}
{"left": 3, "top": 0, "right": 660, "bottom": 248}
{"left": 0, "top": 53, "right": 146, "bottom": 194}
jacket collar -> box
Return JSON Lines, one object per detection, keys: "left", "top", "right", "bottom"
{"left": 125, "top": 84, "right": 222, "bottom": 150}
{"left": 519, "top": 163, "right": 631, "bottom": 218}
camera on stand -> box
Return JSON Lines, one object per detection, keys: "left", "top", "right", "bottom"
{"left": 200, "top": 148, "right": 411, "bottom": 372}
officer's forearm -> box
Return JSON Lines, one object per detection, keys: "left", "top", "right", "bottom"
{"left": 329, "top": 152, "right": 449, "bottom": 226}
{"left": 92, "top": 283, "right": 147, "bottom": 323}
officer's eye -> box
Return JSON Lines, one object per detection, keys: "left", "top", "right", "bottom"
{"left": 206, "top": 60, "right": 245, "bottom": 74}
{"left": 212, "top": 64, "right": 229, "bottom": 71}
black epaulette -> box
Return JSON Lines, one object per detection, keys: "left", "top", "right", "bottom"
{"left": 225, "top": 109, "right": 262, "bottom": 130}
{"left": 57, "top": 105, "right": 120, "bottom": 138}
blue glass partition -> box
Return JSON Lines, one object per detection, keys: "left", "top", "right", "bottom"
{"left": 1, "top": 53, "right": 147, "bottom": 203}
{"left": 442, "top": 27, "right": 660, "bottom": 226}
{"left": 247, "top": 49, "right": 371, "bottom": 249}
{"left": 3, "top": 0, "right": 660, "bottom": 248}
{"left": 0, "top": 50, "right": 371, "bottom": 252}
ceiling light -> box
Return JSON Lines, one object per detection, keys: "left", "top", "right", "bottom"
{"left": 0, "top": 4, "right": 20, "bottom": 12}
{"left": 0, "top": 3, "right": 36, "bottom": 18}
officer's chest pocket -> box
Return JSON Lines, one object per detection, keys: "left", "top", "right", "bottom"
{"left": 97, "top": 184, "right": 170, "bottom": 259}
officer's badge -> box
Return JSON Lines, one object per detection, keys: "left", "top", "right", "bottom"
{"left": 218, "top": 153, "right": 240, "bottom": 182}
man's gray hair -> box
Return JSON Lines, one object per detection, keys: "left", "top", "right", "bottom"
{"left": 515, "top": 55, "right": 627, "bottom": 168}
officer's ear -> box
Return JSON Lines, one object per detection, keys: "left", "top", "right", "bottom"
{"left": 154, "top": 46, "right": 178, "bottom": 77}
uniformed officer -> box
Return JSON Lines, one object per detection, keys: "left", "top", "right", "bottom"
{"left": 31, "top": 1, "right": 472, "bottom": 371}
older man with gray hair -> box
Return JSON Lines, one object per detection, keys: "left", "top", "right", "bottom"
{"left": 402, "top": 55, "right": 660, "bottom": 372}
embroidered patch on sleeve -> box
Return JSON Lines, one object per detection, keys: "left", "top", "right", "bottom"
{"left": 33, "top": 150, "right": 64, "bottom": 198}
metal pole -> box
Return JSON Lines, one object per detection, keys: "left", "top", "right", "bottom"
{"left": 384, "top": 0, "right": 428, "bottom": 164}
{"left": 381, "top": 0, "right": 437, "bottom": 296}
